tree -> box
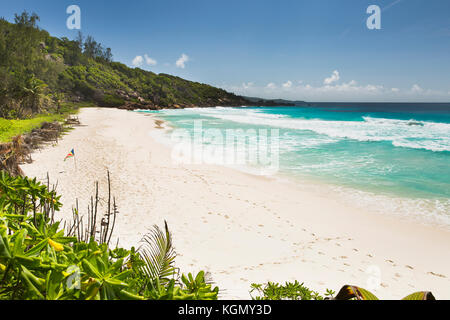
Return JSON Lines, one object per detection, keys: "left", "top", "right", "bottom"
{"left": 14, "top": 11, "right": 40, "bottom": 28}
{"left": 104, "top": 47, "right": 113, "bottom": 62}
{"left": 22, "top": 75, "right": 49, "bottom": 114}
{"left": 75, "top": 31, "right": 83, "bottom": 50}
{"left": 51, "top": 92, "right": 65, "bottom": 113}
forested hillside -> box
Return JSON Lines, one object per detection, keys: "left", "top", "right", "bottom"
{"left": 0, "top": 11, "right": 250, "bottom": 119}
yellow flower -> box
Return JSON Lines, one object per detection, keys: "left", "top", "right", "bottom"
{"left": 48, "top": 238, "right": 64, "bottom": 251}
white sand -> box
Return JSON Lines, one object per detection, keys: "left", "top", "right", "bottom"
{"left": 22, "top": 107, "right": 450, "bottom": 299}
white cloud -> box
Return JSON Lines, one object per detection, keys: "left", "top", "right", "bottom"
{"left": 132, "top": 55, "right": 144, "bottom": 67}
{"left": 411, "top": 84, "right": 423, "bottom": 93}
{"left": 221, "top": 74, "right": 448, "bottom": 102}
{"left": 324, "top": 70, "right": 340, "bottom": 85}
{"left": 144, "top": 54, "right": 157, "bottom": 66}
{"left": 176, "top": 53, "right": 189, "bottom": 68}
{"left": 282, "top": 80, "right": 293, "bottom": 89}
{"left": 132, "top": 54, "right": 157, "bottom": 67}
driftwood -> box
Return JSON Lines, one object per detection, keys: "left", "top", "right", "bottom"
{"left": 0, "top": 135, "right": 27, "bottom": 176}
{"left": 0, "top": 120, "right": 69, "bottom": 176}
{"left": 65, "top": 116, "right": 80, "bottom": 125}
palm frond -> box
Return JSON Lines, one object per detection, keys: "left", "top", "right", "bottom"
{"left": 137, "top": 221, "right": 176, "bottom": 285}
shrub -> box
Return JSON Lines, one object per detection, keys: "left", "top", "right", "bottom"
{"left": 0, "top": 172, "right": 219, "bottom": 300}
{"left": 250, "top": 281, "right": 331, "bottom": 300}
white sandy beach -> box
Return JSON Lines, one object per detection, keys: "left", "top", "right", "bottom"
{"left": 22, "top": 107, "right": 450, "bottom": 299}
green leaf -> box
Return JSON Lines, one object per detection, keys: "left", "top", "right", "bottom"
{"left": 84, "top": 281, "right": 101, "bottom": 300}
{"left": 24, "top": 238, "right": 48, "bottom": 256}
{"left": 13, "top": 229, "right": 27, "bottom": 256}
{"left": 137, "top": 221, "right": 176, "bottom": 284}
{"left": 104, "top": 277, "right": 128, "bottom": 289}
{"left": 402, "top": 291, "right": 435, "bottom": 300}
{"left": 334, "top": 285, "right": 379, "bottom": 300}
{"left": 0, "top": 228, "right": 11, "bottom": 258}
{"left": 117, "top": 289, "right": 145, "bottom": 300}
{"left": 20, "top": 265, "right": 45, "bottom": 299}
{"left": 81, "top": 259, "right": 101, "bottom": 279}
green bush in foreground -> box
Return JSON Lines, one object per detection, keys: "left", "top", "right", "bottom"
{"left": 0, "top": 172, "right": 218, "bottom": 300}
{"left": 250, "top": 282, "right": 436, "bottom": 300}
{"left": 250, "top": 281, "right": 335, "bottom": 300}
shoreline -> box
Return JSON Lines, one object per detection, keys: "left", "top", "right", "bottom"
{"left": 21, "top": 107, "right": 450, "bottom": 299}
{"left": 146, "top": 110, "right": 450, "bottom": 231}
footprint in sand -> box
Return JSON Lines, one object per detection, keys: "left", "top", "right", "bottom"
{"left": 405, "top": 265, "right": 414, "bottom": 270}
{"left": 427, "top": 272, "right": 446, "bottom": 278}
{"left": 386, "top": 259, "right": 394, "bottom": 264}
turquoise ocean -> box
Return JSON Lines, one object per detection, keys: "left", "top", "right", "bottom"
{"left": 139, "top": 103, "right": 450, "bottom": 226}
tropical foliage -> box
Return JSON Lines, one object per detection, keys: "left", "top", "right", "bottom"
{"left": 250, "top": 281, "right": 436, "bottom": 300}
{"left": 250, "top": 281, "right": 334, "bottom": 300}
{"left": 0, "top": 172, "right": 219, "bottom": 300}
{"left": 331, "top": 285, "right": 435, "bottom": 301}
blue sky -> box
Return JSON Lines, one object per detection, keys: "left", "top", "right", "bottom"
{"left": 2, "top": 0, "right": 450, "bottom": 102}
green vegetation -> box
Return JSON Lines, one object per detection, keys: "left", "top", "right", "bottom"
{"left": 0, "top": 102, "right": 82, "bottom": 143}
{"left": 0, "top": 11, "right": 248, "bottom": 121}
{"left": 250, "top": 281, "right": 335, "bottom": 300}
{"left": 0, "top": 172, "right": 219, "bottom": 300}
{"left": 331, "top": 284, "right": 435, "bottom": 300}
{"left": 250, "top": 282, "right": 436, "bottom": 300}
